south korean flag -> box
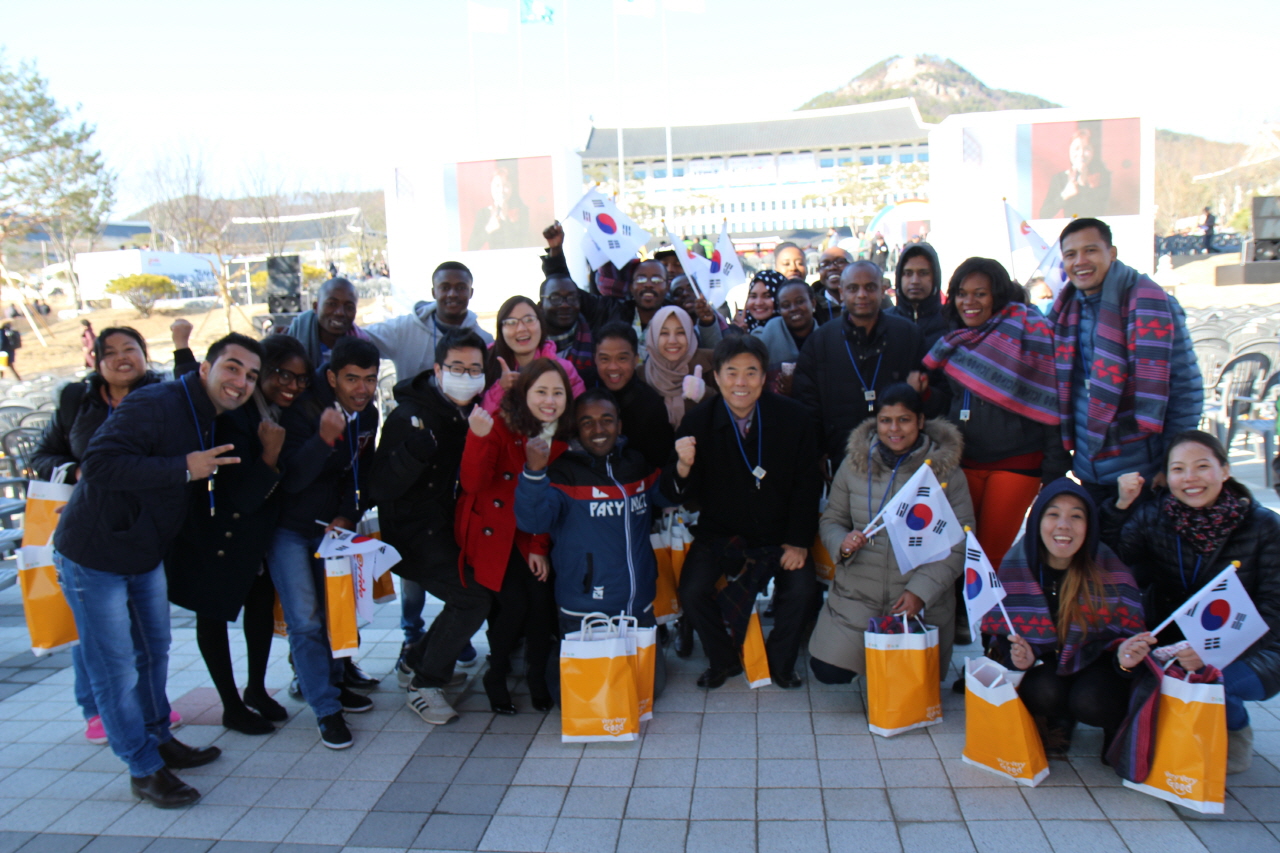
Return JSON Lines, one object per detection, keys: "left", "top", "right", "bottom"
{"left": 566, "top": 187, "right": 652, "bottom": 268}
{"left": 878, "top": 463, "right": 964, "bottom": 574}
{"left": 962, "top": 530, "right": 1006, "bottom": 639}
{"left": 1172, "top": 563, "right": 1267, "bottom": 670}
{"left": 701, "top": 224, "right": 747, "bottom": 309}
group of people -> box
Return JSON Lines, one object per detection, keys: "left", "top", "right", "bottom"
{"left": 41, "top": 213, "right": 1280, "bottom": 810}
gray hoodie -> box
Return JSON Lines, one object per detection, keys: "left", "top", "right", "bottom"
{"left": 363, "top": 301, "right": 493, "bottom": 382}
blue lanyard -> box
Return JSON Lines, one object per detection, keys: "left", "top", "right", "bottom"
{"left": 866, "top": 441, "right": 907, "bottom": 530}
{"left": 1177, "top": 539, "right": 1203, "bottom": 592}
{"left": 181, "top": 379, "right": 216, "bottom": 517}
{"left": 346, "top": 414, "right": 362, "bottom": 509}
{"left": 960, "top": 389, "right": 971, "bottom": 422}
{"left": 724, "top": 399, "right": 764, "bottom": 488}
{"left": 842, "top": 339, "right": 882, "bottom": 412}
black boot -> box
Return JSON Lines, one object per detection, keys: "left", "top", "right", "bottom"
{"left": 674, "top": 619, "right": 694, "bottom": 659}
{"left": 484, "top": 656, "right": 517, "bottom": 715}
{"left": 527, "top": 664, "right": 553, "bottom": 713}
{"left": 131, "top": 767, "right": 200, "bottom": 808}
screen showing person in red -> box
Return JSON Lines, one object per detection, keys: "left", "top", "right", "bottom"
{"left": 1031, "top": 119, "right": 1140, "bottom": 220}
{"left": 456, "top": 157, "right": 554, "bottom": 251}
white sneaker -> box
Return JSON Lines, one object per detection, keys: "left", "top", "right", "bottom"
{"left": 407, "top": 686, "right": 459, "bottom": 726}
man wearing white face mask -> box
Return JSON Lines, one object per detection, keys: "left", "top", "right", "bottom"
{"left": 370, "top": 330, "right": 492, "bottom": 725}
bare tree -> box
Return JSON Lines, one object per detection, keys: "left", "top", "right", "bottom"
{"left": 238, "top": 164, "right": 291, "bottom": 257}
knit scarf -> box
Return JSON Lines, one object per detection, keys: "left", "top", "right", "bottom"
{"left": 1161, "top": 489, "right": 1247, "bottom": 556}
{"left": 643, "top": 305, "right": 699, "bottom": 429}
{"left": 980, "top": 543, "right": 1145, "bottom": 675}
{"left": 1048, "top": 259, "right": 1175, "bottom": 459}
{"left": 923, "top": 302, "right": 1059, "bottom": 425}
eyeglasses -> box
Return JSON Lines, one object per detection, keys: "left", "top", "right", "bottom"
{"left": 543, "top": 293, "right": 580, "bottom": 308}
{"left": 442, "top": 363, "right": 484, "bottom": 378}
{"left": 818, "top": 258, "right": 850, "bottom": 272}
{"left": 271, "top": 367, "right": 310, "bottom": 387}
{"left": 500, "top": 315, "right": 540, "bottom": 328}
{"left": 632, "top": 275, "right": 666, "bottom": 287}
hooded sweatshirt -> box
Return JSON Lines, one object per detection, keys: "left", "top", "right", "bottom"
{"left": 363, "top": 300, "right": 494, "bottom": 383}
{"left": 887, "top": 242, "right": 948, "bottom": 349}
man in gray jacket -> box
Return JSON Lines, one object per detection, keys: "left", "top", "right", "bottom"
{"left": 362, "top": 261, "right": 493, "bottom": 383}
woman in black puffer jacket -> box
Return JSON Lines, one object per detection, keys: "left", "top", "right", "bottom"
{"left": 1100, "top": 429, "right": 1280, "bottom": 774}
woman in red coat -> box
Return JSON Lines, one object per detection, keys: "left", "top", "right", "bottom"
{"left": 458, "top": 358, "right": 572, "bottom": 714}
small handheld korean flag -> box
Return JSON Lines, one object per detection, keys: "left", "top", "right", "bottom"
{"left": 703, "top": 225, "right": 747, "bottom": 309}
{"left": 962, "top": 529, "right": 1006, "bottom": 638}
{"left": 876, "top": 464, "right": 964, "bottom": 573}
{"left": 665, "top": 226, "right": 711, "bottom": 291}
{"left": 1171, "top": 562, "right": 1267, "bottom": 670}
{"left": 566, "top": 188, "right": 651, "bottom": 268}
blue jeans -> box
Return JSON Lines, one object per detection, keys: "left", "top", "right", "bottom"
{"left": 1224, "top": 660, "right": 1267, "bottom": 731}
{"left": 71, "top": 645, "right": 97, "bottom": 719}
{"left": 400, "top": 578, "right": 426, "bottom": 645}
{"left": 266, "top": 528, "right": 342, "bottom": 719}
{"left": 55, "top": 554, "right": 171, "bottom": 778}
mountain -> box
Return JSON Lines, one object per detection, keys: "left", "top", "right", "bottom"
{"left": 800, "top": 55, "right": 1057, "bottom": 122}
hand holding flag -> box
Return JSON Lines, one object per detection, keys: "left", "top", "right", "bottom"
{"left": 871, "top": 463, "right": 965, "bottom": 574}
{"left": 963, "top": 528, "right": 1014, "bottom": 637}
{"left": 1160, "top": 561, "right": 1266, "bottom": 669}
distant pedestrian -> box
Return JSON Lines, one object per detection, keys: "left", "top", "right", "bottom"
{"left": 1202, "top": 207, "right": 1220, "bottom": 254}
{"left": 0, "top": 322, "right": 21, "bottom": 380}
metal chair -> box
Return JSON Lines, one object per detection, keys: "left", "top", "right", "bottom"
{"left": 1192, "top": 342, "right": 1231, "bottom": 397}
{"left": 1203, "top": 353, "right": 1271, "bottom": 449}
{"left": 1238, "top": 371, "right": 1280, "bottom": 489}
{"left": 0, "top": 405, "right": 34, "bottom": 433}
{"left": 1, "top": 427, "right": 44, "bottom": 481}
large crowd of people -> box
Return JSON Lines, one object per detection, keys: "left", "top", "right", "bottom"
{"left": 41, "top": 214, "right": 1280, "bottom": 810}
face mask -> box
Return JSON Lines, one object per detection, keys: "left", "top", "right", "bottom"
{"left": 440, "top": 371, "right": 485, "bottom": 401}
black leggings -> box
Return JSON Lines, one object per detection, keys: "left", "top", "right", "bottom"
{"left": 1017, "top": 655, "right": 1130, "bottom": 733}
{"left": 484, "top": 550, "right": 557, "bottom": 687}
{"left": 195, "top": 569, "right": 276, "bottom": 712}
{"left": 810, "top": 656, "right": 857, "bottom": 685}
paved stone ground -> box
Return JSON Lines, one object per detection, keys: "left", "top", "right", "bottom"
{"left": 0, "top": 449, "right": 1279, "bottom": 853}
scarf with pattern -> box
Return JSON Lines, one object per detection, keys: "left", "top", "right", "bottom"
{"left": 980, "top": 542, "right": 1146, "bottom": 675}
{"left": 1047, "top": 259, "right": 1175, "bottom": 459}
{"left": 1162, "top": 488, "right": 1248, "bottom": 556}
{"left": 923, "top": 302, "right": 1059, "bottom": 425}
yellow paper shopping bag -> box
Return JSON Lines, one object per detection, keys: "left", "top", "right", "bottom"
{"left": 864, "top": 615, "right": 942, "bottom": 737}
{"left": 651, "top": 510, "right": 689, "bottom": 624}
{"left": 324, "top": 556, "right": 359, "bottom": 658}
{"left": 1122, "top": 674, "right": 1227, "bottom": 814}
{"left": 962, "top": 658, "right": 1049, "bottom": 786}
{"left": 23, "top": 478, "right": 75, "bottom": 547}
{"left": 740, "top": 606, "right": 772, "bottom": 689}
{"left": 616, "top": 616, "right": 657, "bottom": 721}
{"left": 812, "top": 532, "right": 836, "bottom": 584}
{"left": 18, "top": 546, "right": 78, "bottom": 656}
{"left": 560, "top": 616, "right": 640, "bottom": 742}
{"left": 272, "top": 593, "right": 288, "bottom": 638}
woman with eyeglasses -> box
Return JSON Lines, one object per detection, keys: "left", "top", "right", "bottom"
{"left": 164, "top": 334, "right": 311, "bottom": 734}
{"left": 33, "top": 325, "right": 190, "bottom": 746}
{"left": 480, "top": 295, "right": 585, "bottom": 413}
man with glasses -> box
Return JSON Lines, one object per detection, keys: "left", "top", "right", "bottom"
{"left": 372, "top": 330, "right": 491, "bottom": 726}
{"left": 813, "top": 247, "right": 852, "bottom": 326}
{"left": 363, "top": 261, "right": 493, "bottom": 385}
{"left": 540, "top": 274, "right": 594, "bottom": 373}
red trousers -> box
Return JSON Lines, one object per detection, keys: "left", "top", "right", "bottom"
{"left": 962, "top": 468, "right": 1042, "bottom": 569}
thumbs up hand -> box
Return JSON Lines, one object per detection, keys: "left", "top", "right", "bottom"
{"left": 497, "top": 357, "right": 517, "bottom": 392}
{"left": 682, "top": 364, "right": 705, "bottom": 402}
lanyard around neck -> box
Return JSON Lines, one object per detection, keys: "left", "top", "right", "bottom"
{"left": 724, "top": 399, "right": 764, "bottom": 489}
{"left": 1177, "top": 539, "right": 1203, "bottom": 592}
{"left": 181, "top": 379, "right": 216, "bottom": 517}
{"left": 867, "top": 441, "right": 906, "bottom": 530}
{"left": 346, "top": 413, "right": 362, "bottom": 509}
{"left": 842, "top": 339, "right": 882, "bottom": 412}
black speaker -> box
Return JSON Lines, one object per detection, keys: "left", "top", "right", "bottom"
{"left": 266, "top": 255, "right": 302, "bottom": 314}
{"left": 1252, "top": 196, "right": 1280, "bottom": 262}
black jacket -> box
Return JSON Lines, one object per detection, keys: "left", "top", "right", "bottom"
{"left": 792, "top": 311, "right": 926, "bottom": 461}
{"left": 579, "top": 368, "right": 674, "bottom": 472}
{"left": 371, "top": 373, "right": 471, "bottom": 582}
{"left": 936, "top": 374, "right": 1071, "bottom": 482}
{"left": 277, "top": 364, "right": 379, "bottom": 535}
{"left": 165, "top": 404, "right": 282, "bottom": 621}
{"left": 886, "top": 242, "right": 948, "bottom": 350}
{"left": 661, "top": 391, "right": 821, "bottom": 549}
{"left": 1100, "top": 482, "right": 1280, "bottom": 698}
{"left": 33, "top": 372, "right": 164, "bottom": 481}
{"left": 54, "top": 372, "right": 218, "bottom": 575}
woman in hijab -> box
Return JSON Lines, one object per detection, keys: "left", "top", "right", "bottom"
{"left": 732, "top": 270, "right": 784, "bottom": 333}
{"left": 643, "top": 305, "right": 718, "bottom": 430}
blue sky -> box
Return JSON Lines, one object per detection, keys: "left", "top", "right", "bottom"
{"left": 6, "top": 0, "right": 1276, "bottom": 215}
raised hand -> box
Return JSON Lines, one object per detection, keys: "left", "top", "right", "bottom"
{"left": 691, "top": 294, "right": 715, "bottom": 325}
{"left": 186, "top": 444, "right": 240, "bottom": 480}
{"left": 170, "top": 318, "right": 193, "bottom": 350}
{"left": 318, "top": 404, "right": 346, "bottom": 445}
{"left": 525, "top": 436, "right": 551, "bottom": 471}
{"left": 542, "top": 221, "right": 564, "bottom": 252}
{"left": 1116, "top": 472, "right": 1145, "bottom": 510}
{"left": 496, "top": 357, "right": 517, "bottom": 392}
{"left": 258, "top": 420, "right": 286, "bottom": 467}
{"left": 675, "top": 436, "right": 696, "bottom": 477}
{"left": 468, "top": 406, "right": 494, "bottom": 437}
{"left": 681, "top": 365, "right": 705, "bottom": 403}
